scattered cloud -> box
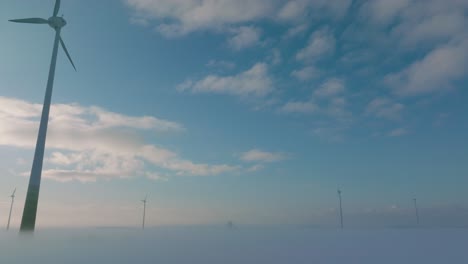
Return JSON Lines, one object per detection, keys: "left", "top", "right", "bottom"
{"left": 246, "top": 164, "right": 265, "bottom": 172}
{"left": 385, "top": 39, "right": 468, "bottom": 96}
{"left": 394, "top": 12, "right": 467, "bottom": 47}
{"left": 325, "top": 97, "right": 350, "bottom": 119}
{"left": 363, "top": 0, "right": 410, "bottom": 26}
{"left": 125, "top": 0, "right": 467, "bottom": 141}
{"left": 178, "top": 63, "right": 273, "bottom": 97}
{"left": 277, "top": 0, "right": 309, "bottom": 21}
{"left": 206, "top": 60, "right": 236, "bottom": 70}
{"left": 126, "top": 0, "right": 275, "bottom": 37}
{"left": 388, "top": 128, "right": 408, "bottom": 137}
{"left": 278, "top": 0, "right": 352, "bottom": 21}
{"left": 433, "top": 113, "right": 450, "bottom": 127}
{"left": 313, "top": 78, "right": 345, "bottom": 98}
{"left": 241, "top": 149, "right": 287, "bottom": 163}
{"left": 280, "top": 100, "right": 317, "bottom": 114}
{"left": 145, "top": 172, "right": 170, "bottom": 181}
{"left": 291, "top": 66, "right": 319, "bottom": 81}
{"left": 268, "top": 48, "right": 282, "bottom": 66}
{"left": 366, "top": 98, "right": 404, "bottom": 120}
{"left": 228, "top": 26, "right": 262, "bottom": 50}
{"left": 126, "top": 0, "right": 351, "bottom": 37}
{"left": 0, "top": 97, "right": 237, "bottom": 182}
{"left": 310, "top": 122, "right": 347, "bottom": 142}
{"left": 296, "top": 28, "right": 336, "bottom": 63}
{"left": 283, "top": 23, "right": 309, "bottom": 39}
{"left": 278, "top": 77, "right": 351, "bottom": 141}
{"left": 279, "top": 78, "right": 349, "bottom": 119}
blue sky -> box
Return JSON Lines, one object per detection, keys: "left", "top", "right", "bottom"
{"left": 0, "top": 0, "right": 467, "bottom": 228}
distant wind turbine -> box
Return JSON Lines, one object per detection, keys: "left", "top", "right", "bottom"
{"left": 413, "top": 198, "right": 420, "bottom": 226}
{"left": 141, "top": 195, "right": 148, "bottom": 229}
{"left": 9, "top": 0, "right": 76, "bottom": 232}
{"left": 7, "top": 188, "right": 16, "bottom": 231}
{"left": 337, "top": 189, "right": 344, "bottom": 229}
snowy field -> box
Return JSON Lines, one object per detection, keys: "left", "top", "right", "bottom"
{"left": 1, "top": 227, "right": 467, "bottom": 264}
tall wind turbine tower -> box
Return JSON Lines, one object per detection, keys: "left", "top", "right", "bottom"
{"left": 9, "top": 0, "right": 76, "bottom": 232}
{"left": 7, "top": 188, "right": 16, "bottom": 231}
{"left": 141, "top": 195, "right": 148, "bottom": 229}
{"left": 337, "top": 189, "right": 344, "bottom": 229}
{"left": 413, "top": 198, "right": 420, "bottom": 226}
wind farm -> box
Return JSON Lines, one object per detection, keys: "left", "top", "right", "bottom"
{"left": 2, "top": 0, "right": 468, "bottom": 263}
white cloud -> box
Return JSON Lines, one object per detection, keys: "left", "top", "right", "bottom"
{"left": 155, "top": 23, "right": 189, "bottom": 38}
{"left": 241, "top": 149, "right": 287, "bottom": 163}
{"left": 145, "top": 172, "right": 169, "bottom": 181}
{"left": 313, "top": 0, "right": 352, "bottom": 19}
{"left": 296, "top": 28, "right": 336, "bottom": 63}
{"left": 313, "top": 78, "right": 345, "bottom": 98}
{"left": 310, "top": 122, "right": 347, "bottom": 142}
{"left": 385, "top": 39, "right": 468, "bottom": 96}
{"left": 246, "top": 164, "right": 265, "bottom": 172}
{"left": 228, "top": 26, "right": 262, "bottom": 50}
{"left": 288, "top": 99, "right": 351, "bottom": 123}
{"left": 269, "top": 48, "right": 282, "bottom": 66}
{"left": 0, "top": 97, "right": 237, "bottom": 182}
{"left": 326, "top": 97, "right": 350, "bottom": 119}
{"left": 206, "top": 60, "right": 236, "bottom": 70}
{"left": 126, "top": 0, "right": 275, "bottom": 37}
{"left": 388, "top": 128, "right": 408, "bottom": 137}
{"left": 363, "top": 0, "right": 468, "bottom": 48}
{"left": 394, "top": 12, "right": 467, "bottom": 47}
{"left": 178, "top": 63, "right": 273, "bottom": 97}
{"left": 364, "top": 0, "right": 410, "bottom": 25}
{"left": 126, "top": 0, "right": 351, "bottom": 37}
{"left": 291, "top": 66, "right": 319, "bottom": 81}
{"left": 283, "top": 23, "right": 309, "bottom": 39}
{"left": 277, "top": 0, "right": 309, "bottom": 21}
{"left": 280, "top": 100, "right": 317, "bottom": 114}
{"left": 278, "top": 0, "right": 351, "bottom": 21}
{"left": 366, "top": 98, "right": 404, "bottom": 120}
{"left": 91, "top": 106, "right": 184, "bottom": 132}
{"left": 279, "top": 78, "right": 349, "bottom": 119}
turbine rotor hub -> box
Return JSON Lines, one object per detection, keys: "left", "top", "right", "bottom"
{"left": 48, "top": 16, "right": 66, "bottom": 29}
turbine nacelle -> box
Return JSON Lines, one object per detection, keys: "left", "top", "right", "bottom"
{"left": 48, "top": 16, "right": 67, "bottom": 29}
{"left": 9, "top": 2, "right": 76, "bottom": 72}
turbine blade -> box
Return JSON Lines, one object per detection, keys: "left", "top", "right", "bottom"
{"left": 53, "top": 0, "right": 61, "bottom": 16}
{"left": 9, "top": 18, "right": 49, "bottom": 24}
{"left": 12, "top": 188, "right": 16, "bottom": 196}
{"left": 60, "top": 36, "right": 76, "bottom": 71}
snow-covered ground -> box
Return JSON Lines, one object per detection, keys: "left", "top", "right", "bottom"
{"left": 1, "top": 227, "right": 467, "bottom": 263}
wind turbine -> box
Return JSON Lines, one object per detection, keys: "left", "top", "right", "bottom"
{"left": 7, "top": 188, "right": 16, "bottom": 231}
{"left": 141, "top": 195, "right": 148, "bottom": 229}
{"left": 337, "top": 189, "right": 344, "bottom": 229}
{"left": 413, "top": 198, "right": 420, "bottom": 226}
{"left": 9, "top": 0, "right": 76, "bottom": 232}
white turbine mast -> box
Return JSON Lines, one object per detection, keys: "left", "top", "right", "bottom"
{"left": 141, "top": 195, "right": 148, "bottom": 229}
{"left": 413, "top": 198, "right": 420, "bottom": 226}
{"left": 337, "top": 188, "right": 343, "bottom": 229}
{"left": 9, "top": 0, "right": 76, "bottom": 232}
{"left": 7, "top": 188, "right": 16, "bottom": 231}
